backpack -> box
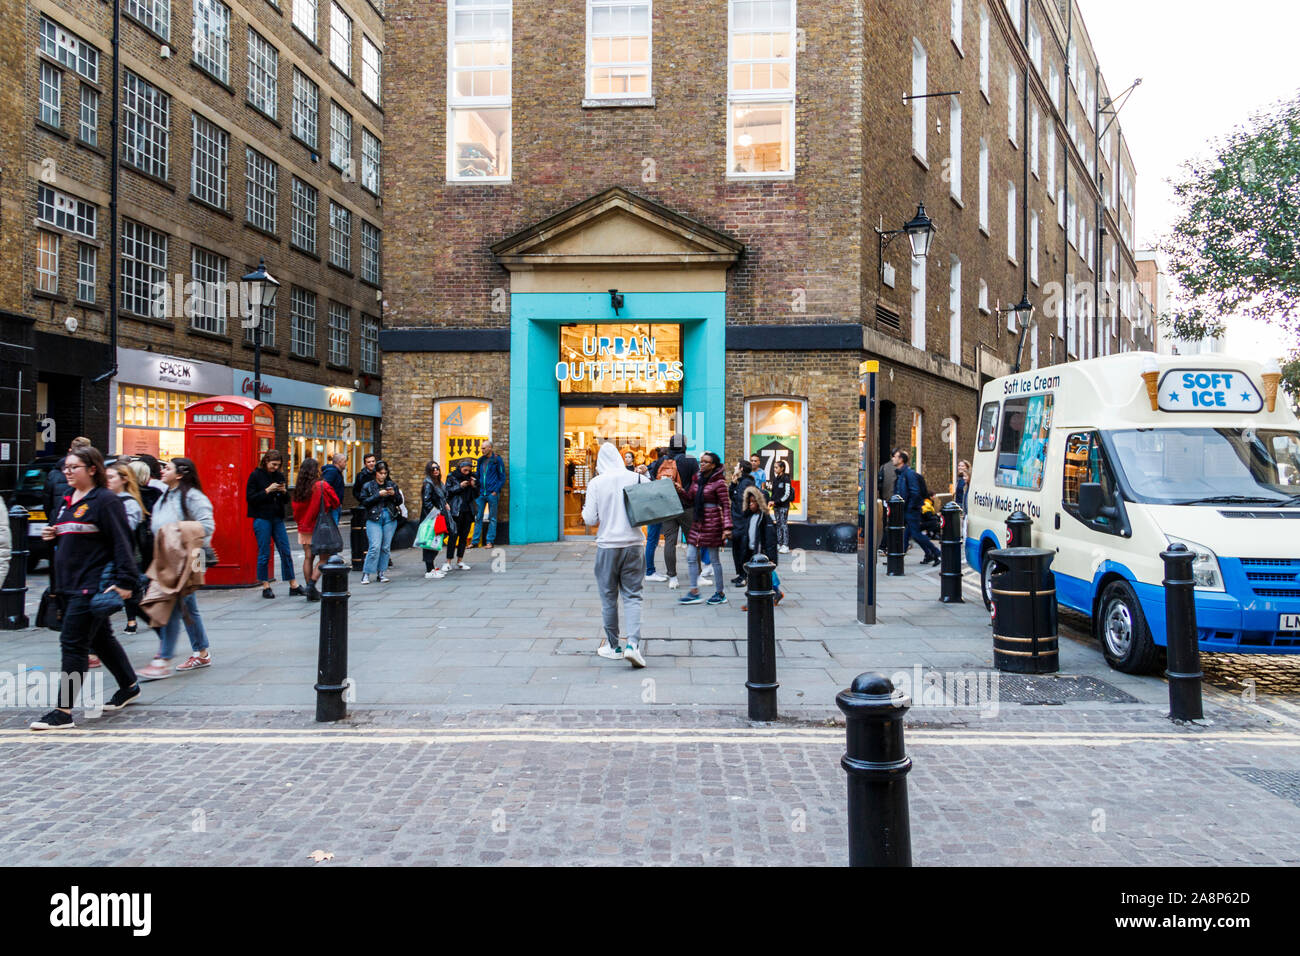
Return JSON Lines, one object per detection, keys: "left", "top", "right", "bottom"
{"left": 656, "top": 456, "right": 682, "bottom": 491}
{"left": 915, "top": 472, "right": 931, "bottom": 506}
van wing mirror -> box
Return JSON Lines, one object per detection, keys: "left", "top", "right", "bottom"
{"left": 1077, "top": 482, "right": 1103, "bottom": 521}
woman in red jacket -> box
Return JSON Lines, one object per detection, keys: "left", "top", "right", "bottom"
{"left": 291, "top": 457, "right": 340, "bottom": 602}
{"left": 679, "top": 451, "right": 733, "bottom": 607}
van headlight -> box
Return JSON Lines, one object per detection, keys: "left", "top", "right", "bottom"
{"left": 1165, "top": 536, "right": 1225, "bottom": 591}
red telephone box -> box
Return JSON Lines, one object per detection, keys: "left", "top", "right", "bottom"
{"left": 185, "top": 395, "right": 276, "bottom": 587}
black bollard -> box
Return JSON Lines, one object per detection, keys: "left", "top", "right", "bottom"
{"left": 1, "top": 506, "right": 31, "bottom": 630}
{"left": 1161, "top": 543, "right": 1203, "bottom": 721}
{"left": 349, "top": 506, "right": 366, "bottom": 573}
{"left": 989, "top": 547, "right": 1059, "bottom": 673}
{"left": 744, "top": 553, "right": 779, "bottom": 721}
{"left": 885, "top": 495, "right": 906, "bottom": 576}
{"left": 836, "top": 673, "right": 913, "bottom": 867}
{"left": 1005, "top": 510, "right": 1032, "bottom": 548}
{"left": 939, "top": 501, "right": 964, "bottom": 604}
{"left": 315, "top": 554, "right": 350, "bottom": 722}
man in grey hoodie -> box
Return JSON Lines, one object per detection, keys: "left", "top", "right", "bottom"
{"left": 581, "top": 441, "right": 649, "bottom": 668}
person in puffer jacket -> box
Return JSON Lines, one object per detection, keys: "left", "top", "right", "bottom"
{"left": 679, "top": 450, "right": 733, "bottom": 607}
{"left": 581, "top": 442, "right": 650, "bottom": 668}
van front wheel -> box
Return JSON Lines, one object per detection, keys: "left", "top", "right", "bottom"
{"left": 1097, "top": 580, "right": 1162, "bottom": 674}
{"left": 980, "top": 549, "right": 999, "bottom": 612}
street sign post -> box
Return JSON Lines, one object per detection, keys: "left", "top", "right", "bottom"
{"left": 858, "top": 360, "right": 879, "bottom": 625}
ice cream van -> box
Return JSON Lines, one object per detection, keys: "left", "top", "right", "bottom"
{"left": 965, "top": 351, "right": 1300, "bottom": 673}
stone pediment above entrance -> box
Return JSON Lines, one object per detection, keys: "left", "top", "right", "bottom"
{"left": 490, "top": 187, "right": 744, "bottom": 271}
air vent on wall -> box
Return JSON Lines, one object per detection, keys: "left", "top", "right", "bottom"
{"left": 875, "top": 304, "right": 901, "bottom": 331}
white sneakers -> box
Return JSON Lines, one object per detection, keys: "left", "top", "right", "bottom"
{"left": 425, "top": 569, "right": 446, "bottom": 579}
{"left": 668, "top": 576, "right": 679, "bottom": 589}
{"left": 699, "top": 565, "right": 714, "bottom": 580}
{"left": 778, "top": 544, "right": 790, "bottom": 554}
{"left": 645, "top": 572, "right": 668, "bottom": 582}
{"left": 596, "top": 641, "right": 624, "bottom": 660}
{"left": 458, "top": 561, "right": 471, "bottom": 570}
{"left": 623, "top": 643, "right": 647, "bottom": 668}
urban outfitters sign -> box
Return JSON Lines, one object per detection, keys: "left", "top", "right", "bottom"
{"left": 555, "top": 335, "right": 684, "bottom": 384}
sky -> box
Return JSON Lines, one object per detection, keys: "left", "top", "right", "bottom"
{"left": 1080, "top": 0, "right": 1300, "bottom": 358}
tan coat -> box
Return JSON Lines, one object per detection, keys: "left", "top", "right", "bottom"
{"left": 138, "top": 520, "right": 207, "bottom": 628}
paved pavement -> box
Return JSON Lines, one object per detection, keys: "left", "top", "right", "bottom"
{"left": 4, "top": 537, "right": 1256, "bottom": 712}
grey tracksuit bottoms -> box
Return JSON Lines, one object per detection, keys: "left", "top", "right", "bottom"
{"left": 594, "top": 544, "right": 645, "bottom": 648}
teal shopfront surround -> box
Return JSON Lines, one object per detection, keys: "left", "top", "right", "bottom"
{"left": 508, "top": 291, "right": 726, "bottom": 544}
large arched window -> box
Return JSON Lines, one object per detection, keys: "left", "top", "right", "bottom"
{"left": 745, "top": 397, "right": 807, "bottom": 520}
{"left": 434, "top": 398, "right": 492, "bottom": 474}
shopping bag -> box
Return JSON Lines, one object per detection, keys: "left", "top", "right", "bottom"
{"left": 415, "top": 513, "right": 441, "bottom": 550}
{"left": 311, "top": 510, "right": 344, "bottom": 556}
{"left": 623, "top": 477, "right": 685, "bottom": 527}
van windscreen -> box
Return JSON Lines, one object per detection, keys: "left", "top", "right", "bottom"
{"left": 1109, "top": 428, "right": 1300, "bottom": 505}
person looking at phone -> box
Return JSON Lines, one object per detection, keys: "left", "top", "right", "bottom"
{"left": 246, "top": 449, "right": 302, "bottom": 599}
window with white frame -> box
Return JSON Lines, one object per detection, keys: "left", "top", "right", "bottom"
{"left": 978, "top": 6, "right": 989, "bottom": 99}
{"left": 745, "top": 397, "right": 808, "bottom": 520}
{"left": 121, "top": 220, "right": 166, "bottom": 316}
{"left": 948, "top": 256, "right": 962, "bottom": 364}
{"left": 360, "top": 314, "right": 379, "bottom": 374}
{"left": 77, "top": 242, "right": 96, "bottom": 302}
{"left": 294, "top": 0, "right": 317, "bottom": 43}
{"left": 1048, "top": 62, "right": 1059, "bottom": 108}
{"left": 910, "top": 38, "right": 926, "bottom": 159}
{"left": 291, "top": 287, "right": 317, "bottom": 356}
{"left": 1057, "top": 186, "right": 1064, "bottom": 227}
{"left": 190, "top": 246, "right": 227, "bottom": 334}
{"left": 1007, "top": 65, "right": 1017, "bottom": 145}
{"left": 79, "top": 86, "right": 98, "bottom": 144}
{"left": 190, "top": 114, "right": 228, "bottom": 209}
{"left": 328, "top": 302, "right": 350, "bottom": 365}
{"left": 330, "top": 2, "right": 352, "bottom": 76}
{"left": 911, "top": 255, "right": 926, "bottom": 350}
{"left": 978, "top": 278, "right": 989, "bottom": 313}
{"left": 292, "top": 69, "right": 319, "bottom": 147}
{"left": 330, "top": 101, "right": 352, "bottom": 172}
{"left": 329, "top": 201, "right": 351, "bottom": 270}
{"left": 448, "top": 0, "right": 512, "bottom": 181}
{"left": 247, "top": 28, "right": 278, "bottom": 118}
{"left": 192, "top": 0, "right": 231, "bottom": 84}
{"left": 1046, "top": 126, "right": 1055, "bottom": 200}
{"left": 950, "top": 0, "right": 962, "bottom": 49}
{"left": 38, "top": 185, "right": 97, "bottom": 239}
{"left": 1030, "top": 106, "right": 1039, "bottom": 177}
{"left": 1067, "top": 194, "right": 1076, "bottom": 249}
{"left": 949, "top": 97, "right": 961, "bottom": 200}
{"left": 39, "top": 16, "right": 99, "bottom": 81}
{"left": 1006, "top": 181, "right": 1016, "bottom": 260}
{"left": 246, "top": 148, "right": 278, "bottom": 232}
{"left": 978, "top": 138, "right": 988, "bottom": 230}
{"left": 728, "top": 0, "right": 796, "bottom": 177}
{"left": 123, "top": 0, "right": 169, "bottom": 40}
{"left": 911, "top": 409, "right": 923, "bottom": 474}
{"left": 1030, "top": 322, "right": 1038, "bottom": 369}
{"left": 36, "top": 232, "right": 59, "bottom": 295}
{"left": 122, "top": 70, "right": 170, "bottom": 179}
{"left": 587, "top": 1, "right": 651, "bottom": 98}
{"left": 1030, "top": 211, "right": 1039, "bottom": 285}
{"left": 244, "top": 303, "right": 275, "bottom": 346}
{"left": 1067, "top": 38, "right": 1077, "bottom": 86}
{"left": 291, "top": 177, "right": 317, "bottom": 252}
{"left": 361, "top": 219, "right": 381, "bottom": 284}
{"left": 1003, "top": 0, "right": 1019, "bottom": 31}
{"left": 361, "top": 128, "right": 381, "bottom": 194}
{"left": 362, "top": 34, "right": 381, "bottom": 104}
{"left": 1028, "top": 17, "right": 1041, "bottom": 71}
{"left": 39, "top": 62, "right": 61, "bottom": 127}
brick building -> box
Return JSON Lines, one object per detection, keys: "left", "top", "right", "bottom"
{"left": 1, "top": 0, "right": 385, "bottom": 497}
{"left": 380, "top": 0, "right": 1148, "bottom": 544}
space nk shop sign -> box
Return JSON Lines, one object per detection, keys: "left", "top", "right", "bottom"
{"left": 554, "top": 334, "right": 684, "bottom": 384}
{"left": 1158, "top": 369, "right": 1262, "bottom": 412}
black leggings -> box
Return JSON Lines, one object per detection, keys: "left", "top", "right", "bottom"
{"left": 423, "top": 548, "right": 441, "bottom": 571}
{"left": 448, "top": 514, "right": 471, "bottom": 561}
{"left": 59, "top": 593, "right": 136, "bottom": 708}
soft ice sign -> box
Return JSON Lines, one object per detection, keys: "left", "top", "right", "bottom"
{"left": 1158, "top": 369, "right": 1262, "bottom": 413}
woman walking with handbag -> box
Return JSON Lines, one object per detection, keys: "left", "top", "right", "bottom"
{"left": 136, "top": 458, "right": 216, "bottom": 680}
{"left": 291, "top": 458, "right": 341, "bottom": 602}
{"left": 360, "top": 460, "right": 403, "bottom": 584}
{"left": 30, "top": 446, "right": 141, "bottom": 729}
{"left": 420, "top": 461, "right": 451, "bottom": 579}
{"left": 678, "top": 451, "right": 733, "bottom": 607}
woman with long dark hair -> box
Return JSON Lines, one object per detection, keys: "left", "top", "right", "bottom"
{"left": 136, "top": 457, "right": 217, "bottom": 680}
{"left": 420, "top": 461, "right": 451, "bottom": 579}
{"left": 291, "top": 457, "right": 340, "bottom": 601}
{"left": 359, "top": 460, "right": 403, "bottom": 584}
{"left": 246, "top": 448, "right": 300, "bottom": 598}
{"left": 31, "top": 446, "right": 140, "bottom": 730}
{"left": 678, "top": 451, "right": 734, "bottom": 607}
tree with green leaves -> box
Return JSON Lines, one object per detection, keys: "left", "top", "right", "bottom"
{"left": 1161, "top": 93, "right": 1300, "bottom": 400}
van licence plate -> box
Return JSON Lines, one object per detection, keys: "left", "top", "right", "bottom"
{"left": 1282, "top": 614, "right": 1300, "bottom": 631}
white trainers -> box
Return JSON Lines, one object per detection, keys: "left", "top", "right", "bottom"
{"left": 645, "top": 572, "right": 668, "bottom": 582}
{"left": 440, "top": 563, "right": 452, "bottom": 573}
{"left": 360, "top": 574, "right": 370, "bottom": 585}
{"left": 778, "top": 545, "right": 790, "bottom": 554}
{"left": 596, "top": 641, "right": 624, "bottom": 660}
{"left": 425, "top": 569, "right": 446, "bottom": 579}
{"left": 699, "top": 565, "right": 714, "bottom": 580}
{"left": 623, "top": 642, "right": 647, "bottom": 668}
{"left": 457, "top": 561, "right": 471, "bottom": 570}
{"left": 668, "top": 576, "right": 679, "bottom": 589}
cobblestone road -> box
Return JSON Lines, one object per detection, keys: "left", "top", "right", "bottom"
{"left": 4, "top": 706, "right": 1299, "bottom": 866}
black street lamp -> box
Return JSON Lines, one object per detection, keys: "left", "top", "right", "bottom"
{"left": 241, "top": 258, "right": 280, "bottom": 403}
{"left": 877, "top": 202, "right": 936, "bottom": 281}
{"left": 998, "top": 293, "right": 1036, "bottom": 373}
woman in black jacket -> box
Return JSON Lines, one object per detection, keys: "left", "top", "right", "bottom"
{"left": 769, "top": 460, "right": 794, "bottom": 554}
{"left": 736, "top": 485, "right": 784, "bottom": 611}
{"left": 443, "top": 458, "right": 477, "bottom": 571}
{"left": 359, "top": 460, "right": 403, "bottom": 584}
{"left": 31, "top": 445, "right": 141, "bottom": 730}
{"left": 420, "top": 461, "right": 451, "bottom": 579}
{"left": 246, "top": 449, "right": 301, "bottom": 598}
